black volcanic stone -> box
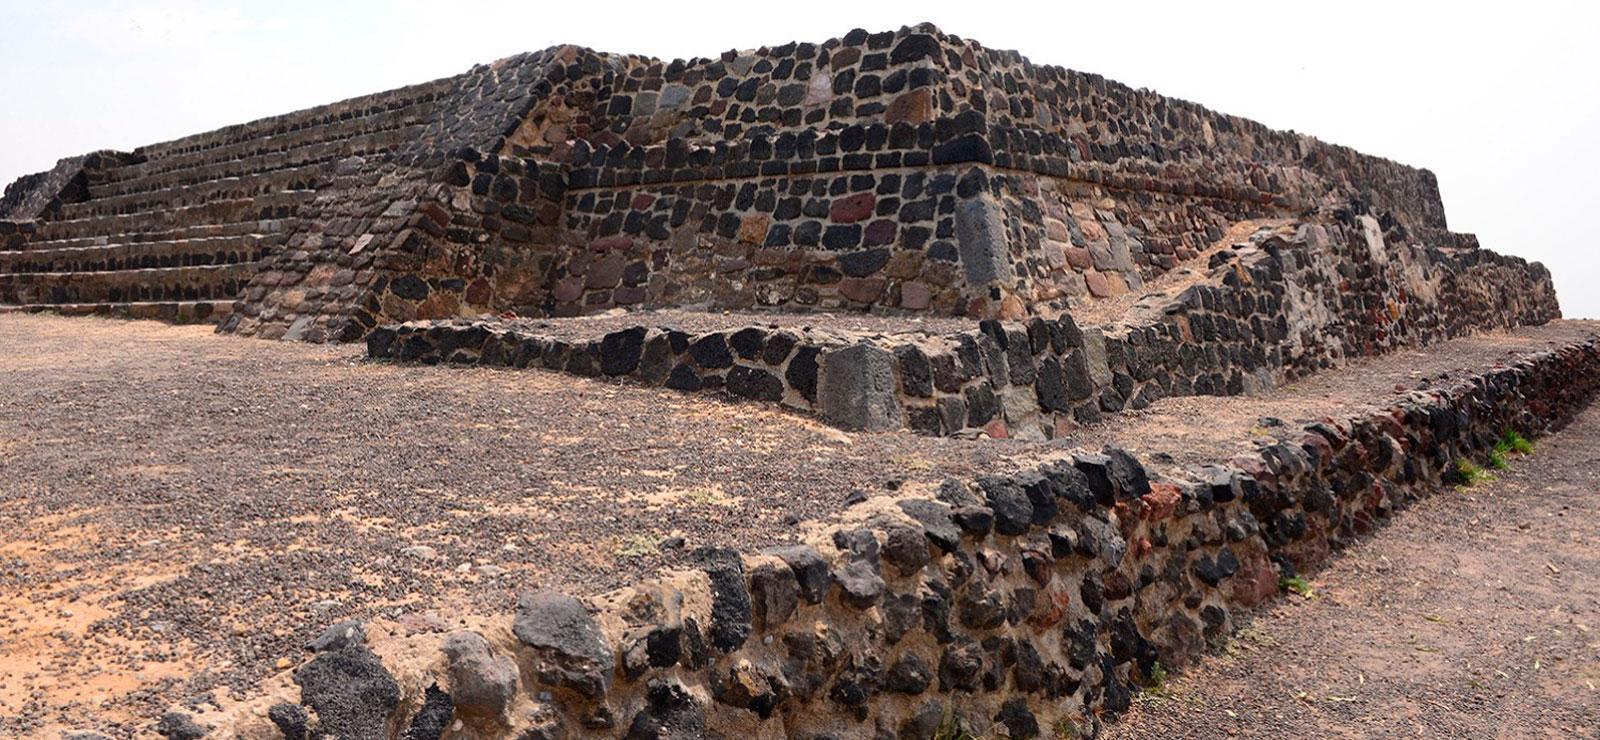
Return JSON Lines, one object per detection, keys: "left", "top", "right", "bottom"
{"left": 895, "top": 345, "right": 933, "bottom": 398}
{"left": 834, "top": 558, "right": 886, "bottom": 609}
{"left": 938, "top": 639, "right": 986, "bottom": 691}
{"left": 1104, "top": 446, "right": 1152, "bottom": 498}
{"left": 293, "top": 644, "right": 401, "bottom": 739}
{"left": 764, "top": 544, "right": 832, "bottom": 604}
{"left": 726, "top": 366, "right": 784, "bottom": 402}
{"left": 600, "top": 327, "right": 647, "bottom": 376}
{"left": 978, "top": 475, "right": 1034, "bottom": 536}
{"left": 155, "top": 713, "right": 208, "bottom": 740}
{"left": 695, "top": 548, "right": 751, "bottom": 653}
{"left": 665, "top": 364, "right": 702, "bottom": 391}
{"left": 885, "top": 653, "right": 933, "bottom": 694}
{"left": 748, "top": 562, "right": 799, "bottom": 630}
{"left": 625, "top": 680, "right": 707, "bottom": 740}
{"left": 897, "top": 498, "right": 960, "bottom": 552}
{"left": 513, "top": 591, "right": 615, "bottom": 700}
{"left": 889, "top": 34, "right": 941, "bottom": 64}
{"left": 267, "top": 703, "right": 308, "bottom": 740}
{"left": 401, "top": 684, "right": 453, "bottom": 740}
{"left": 931, "top": 133, "right": 993, "bottom": 165}
{"left": 785, "top": 346, "right": 820, "bottom": 401}
{"left": 728, "top": 327, "right": 765, "bottom": 359}
{"left": 822, "top": 224, "right": 862, "bottom": 249}
{"left": 837, "top": 247, "right": 890, "bottom": 277}
{"left": 389, "top": 274, "right": 429, "bottom": 300}
{"left": 881, "top": 525, "right": 931, "bottom": 575}
{"left": 687, "top": 334, "right": 734, "bottom": 369}
{"left": 964, "top": 384, "right": 999, "bottom": 426}
{"left": 994, "top": 698, "right": 1039, "bottom": 739}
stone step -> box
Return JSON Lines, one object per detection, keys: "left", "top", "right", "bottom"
{"left": 132, "top": 85, "right": 445, "bottom": 163}
{"left": 97, "top": 124, "right": 422, "bottom": 198}
{"left": 0, "top": 262, "right": 258, "bottom": 305}
{"left": 35, "top": 191, "right": 312, "bottom": 241}
{"left": 0, "top": 300, "right": 233, "bottom": 323}
{"left": 18, "top": 220, "right": 285, "bottom": 252}
{"left": 60, "top": 163, "right": 328, "bottom": 220}
{"left": 0, "top": 233, "right": 277, "bottom": 274}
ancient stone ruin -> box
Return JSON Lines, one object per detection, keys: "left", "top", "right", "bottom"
{"left": 2, "top": 23, "right": 1591, "bottom": 740}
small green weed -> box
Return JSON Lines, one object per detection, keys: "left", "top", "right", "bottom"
{"left": 1495, "top": 428, "right": 1534, "bottom": 456}
{"left": 1280, "top": 575, "right": 1314, "bottom": 598}
{"left": 1448, "top": 458, "right": 1493, "bottom": 486}
{"left": 1486, "top": 448, "right": 1510, "bottom": 470}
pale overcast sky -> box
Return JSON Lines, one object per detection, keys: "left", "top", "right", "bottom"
{"left": 2, "top": 1, "right": 1595, "bottom": 317}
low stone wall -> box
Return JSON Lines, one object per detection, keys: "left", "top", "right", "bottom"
{"left": 366, "top": 213, "right": 1560, "bottom": 437}
{"left": 202, "top": 332, "right": 1600, "bottom": 739}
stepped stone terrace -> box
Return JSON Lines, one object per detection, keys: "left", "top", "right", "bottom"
{"left": 0, "top": 22, "right": 1593, "bottom": 740}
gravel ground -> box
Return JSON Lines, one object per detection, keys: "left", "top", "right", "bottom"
{"left": 1068, "top": 321, "right": 1600, "bottom": 478}
{"left": 1105, "top": 401, "right": 1600, "bottom": 739}
{"left": 0, "top": 314, "right": 1051, "bottom": 736}
{"left": 0, "top": 313, "right": 1594, "bottom": 736}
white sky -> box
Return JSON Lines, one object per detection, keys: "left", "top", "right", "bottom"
{"left": 3, "top": 0, "right": 1595, "bottom": 317}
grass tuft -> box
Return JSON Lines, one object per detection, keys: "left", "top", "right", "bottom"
{"left": 1495, "top": 428, "right": 1534, "bottom": 456}
{"left": 1448, "top": 458, "right": 1493, "bottom": 486}
{"left": 933, "top": 711, "right": 980, "bottom": 740}
{"left": 1280, "top": 575, "right": 1314, "bottom": 598}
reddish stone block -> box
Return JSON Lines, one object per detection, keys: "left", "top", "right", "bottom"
{"left": 1064, "top": 246, "right": 1094, "bottom": 271}
{"left": 1140, "top": 483, "right": 1182, "bottom": 520}
{"left": 465, "top": 277, "right": 492, "bottom": 305}
{"left": 552, "top": 276, "right": 584, "bottom": 302}
{"left": 1084, "top": 270, "right": 1113, "bottom": 298}
{"left": 591, "top": 234, "right": 634, "bottom": 253}
{"left": 830, "top": 192, "right": 876, "bottom": 223}
{"left": 899, "top": 281, "right": 931, "bottom": 310}
{"left": 838, "top": 276, "right": 885, "bottom": 303}
{"left": 884, "top": 88, "right": 934, "bottom": 125}
{"left": 586, "top": 254, "right": 626, "bottom": 289}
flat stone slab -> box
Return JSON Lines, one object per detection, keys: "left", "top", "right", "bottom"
{"left": 0, "top": 312, "right": 1595, "bottom": 734}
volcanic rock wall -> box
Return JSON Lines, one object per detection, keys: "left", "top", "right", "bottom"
{"left": 213, "top": 330, "right": 1600, "bottom": 739}
{"left": 216, "top": 24, "right": 1522, "bottom": 338}
{"left": 1, "top": 23, "right": 1561, "bottom": 345}
{"left": 370, "top": 212, "right": 1560, "bottom": 437}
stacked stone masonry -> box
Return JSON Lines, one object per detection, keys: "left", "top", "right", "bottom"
{"left": 3, "top": 21, "right": 1589, "bottom": 740}
{"left": 370, "top": 214, "right": 1558, "bottom": 437}
{"left": 2, "top": 24, "right": 1521, "bottom": 339}
{"left": 206, "top": 331, "right": 1600, "bottom": 739}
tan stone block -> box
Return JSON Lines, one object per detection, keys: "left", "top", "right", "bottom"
{"left": 737, "top": 214, "right": 770, "bottom": 245}
{"left": 885, "top": 251, "right": 923, "bottom": 280}
{"left": 1044, "top": 218, "right": 1071, "bottom": 243}
{"left": 1043, "top": 240, "right": 1068, "bottom": 269}
{"left": 999, "top": 293, "right": 1027, "bottom": 320}
{"left": 1078, "top": 218, "right": 1107, "bottom": 243}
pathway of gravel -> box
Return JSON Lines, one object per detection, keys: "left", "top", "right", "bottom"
{"left": 1105, "top": 402, "right": 1600, "bottom": 738}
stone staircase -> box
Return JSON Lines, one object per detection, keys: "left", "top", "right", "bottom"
{"left": 0, "top": 85, "right": 446, "bottom": 321}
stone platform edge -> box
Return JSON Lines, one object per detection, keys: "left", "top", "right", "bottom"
{"left": 183, "top": 332, "right": 1600, "bottom": 739}
{"left": 364, "top": 215, "right": 1560, "bottom": 439}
